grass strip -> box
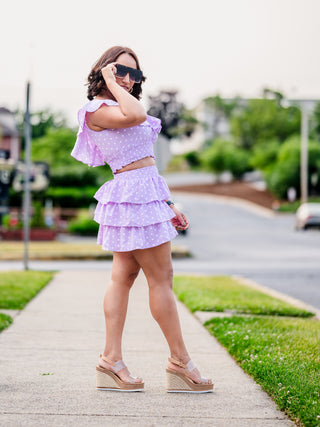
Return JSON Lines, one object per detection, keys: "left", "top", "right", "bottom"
{"left": 0, "top": 313, "right": 13, "bottom": 332}
{"left": 173, "top": 275, "right": 314, "bottom": 317}
{"left": 205, "top": 316, "right": 320, "bottom": 427}
{"left": 278, "top": 196, "right": 320, "bottom": 213}
{"left": 0, "top": 242, "right": 189, "bottom": 260}
{"left": 0, "top": 241, "right": 111, "bottom": 260}
{"left": 0, "top": 271, "right": 54, "bottom": 310}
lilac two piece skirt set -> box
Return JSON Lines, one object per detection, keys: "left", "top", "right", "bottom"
{"left": 71, "top": 99, "right": 177, "bottom": 252}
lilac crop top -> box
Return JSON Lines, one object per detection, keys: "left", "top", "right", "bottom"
{"left": 71, "top": 99, "right": 161, "bottom": 174}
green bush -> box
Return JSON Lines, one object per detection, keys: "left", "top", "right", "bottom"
{"left": 45, "top": 186, "right": 98, "bottom": 208}
{"left": 183, "top": 151, "right": 201, "bottom": 168}
{"left": 30, "top": 201, "right": 46, "bottom": 228}
{"left": 228, "top": 148, "right": 252, "bottom": 178}
{"left": 250, "top": 139, "right": 281, "bottom": 172}
{"left": 10, "top": 186, "right": 101, "bottom": 209}
{"left": 265, "top": 135, "right": 320, "bottom": 199}
{"left": 166, "top": 155, "right": 189, "bottom": 172}
{"left": 50, "top": 165, "right": 113, "bottom": 187}
{"left": 202, "top": 139, "right": 251, "bottom": 178}
{"left": 67, "top": 211, "right": 99, "bottom": 235}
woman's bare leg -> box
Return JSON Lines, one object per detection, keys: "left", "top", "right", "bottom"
{"left": 132, "top": 242, "right": 211, "bottom": 384}
{"left": 100, "top": 251, "right": 142, "bottom": 382}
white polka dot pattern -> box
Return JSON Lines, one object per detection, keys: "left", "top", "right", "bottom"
{"left": 71, "top": 99, "right": 161, "bottom": 173}
{"left": 94, "top": 166, "right": 178, "bottom": 252}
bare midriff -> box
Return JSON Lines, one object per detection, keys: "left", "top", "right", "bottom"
{"left": 115, "top": 156, "right": 156, "bottom": 174}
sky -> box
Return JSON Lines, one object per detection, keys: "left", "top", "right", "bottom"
{"left": 1, "top": 0, "right": 320, "bottom": 126}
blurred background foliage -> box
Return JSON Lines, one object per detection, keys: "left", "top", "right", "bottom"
{"left": 8, "top": 88, "right": 320, "bottom": 214}
{"left": 171, "top": 88, "right": 320, "bottom": 200}
{"left": 10, "top": 109, "right": 112, "bottom": 209}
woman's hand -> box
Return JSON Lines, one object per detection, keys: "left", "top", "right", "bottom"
{"left": 101, "top": 63, "right": 117, "bottom": 85}
{"left": 169, "top": 205, "right": 190, "bottom": 231}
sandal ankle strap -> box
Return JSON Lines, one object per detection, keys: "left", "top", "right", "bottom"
{"left": 99, "top": 354, "right": 126, "bottom": 373}
{"left": 168, "top": 357, "right": 187, "bottom": 369}
{"left": 168, "top": 357, "right": 196, "bottom": 373}
{"left": 100, "top": 354, "right": 115, "bottom": 366}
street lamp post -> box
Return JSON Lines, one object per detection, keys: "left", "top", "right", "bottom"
{"left": 300, "top": 102, "right": 309, "bottom": 204}
{"left": 23, "top": 81, "right": 32, "bottom": 270}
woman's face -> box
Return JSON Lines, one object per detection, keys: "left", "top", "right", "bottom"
{"left": 114, "top": 53, "right": 138, "bottom": 92}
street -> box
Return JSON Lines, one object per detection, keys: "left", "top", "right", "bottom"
{"left": 172, "top": 192, "right": 320, "bottom": 309}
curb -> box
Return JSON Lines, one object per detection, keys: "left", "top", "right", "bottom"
{"left": 171, "top": 190, "right": 276, "bottom": 219}
{"left": 234, "top": 275, "right": 320, "bottom": 321}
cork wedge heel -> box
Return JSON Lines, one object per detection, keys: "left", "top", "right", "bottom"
{"left": 96, "top": 355, "right": 144, "bottom": 392}
{"left": 166, "top": 357, "right": 213, "bottom": 393}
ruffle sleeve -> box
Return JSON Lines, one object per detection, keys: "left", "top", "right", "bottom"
{"left": 141, "top": 115, "right": 162, "bottom": 144}
{"left": 71, "top": 99, "right": 119, "bottom": 167}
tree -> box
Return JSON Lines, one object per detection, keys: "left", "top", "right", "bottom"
{"left": 310, "top": 101, "right": 320, "bottom": 142}
{"left": 201, "top": 139, "right": 251, "bottom": 178}
{"left": 31, "top": 127, "right": 112, "bottom": 186}
{"left": 147, "top": 90, "right": 197, "bottom": 139}
{"left": 32, "top": 128, "right": 78, "bottom": 167}
{"left": 204, "top": 95, "right": 240, "bottom": 119}
{"left": 249, "top": 139, "right": 281, "bottom": 172}
{"left": 230, "top": 98, "right": 301, "bottom": 150}
{"left": 202, "top": 95, "right": 240, "bottom": 141}
{"left": 265, "top": 135, "right": 320, "bottom": 198}
{"left": 228, "top": 89, "right": 301, "bottom": 150}
{"left": 15, "top": 108, "right": 68, "bottom": 150}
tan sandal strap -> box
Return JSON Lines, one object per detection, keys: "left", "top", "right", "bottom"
{"left": 168, "top": 357, "right": 187, "bottom": 369}
{"left": 100, "top": 354, "right": 116, "bottom": 367}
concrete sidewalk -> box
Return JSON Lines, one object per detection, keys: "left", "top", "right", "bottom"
{"left": 0, "top": 271, "right": 293, "bottom": 426}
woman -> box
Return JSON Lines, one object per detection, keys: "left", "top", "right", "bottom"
{"left": 71, "top": 46, "right": 213, "bottom": 393}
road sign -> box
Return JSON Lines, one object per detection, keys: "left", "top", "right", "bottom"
{"left": 12, "top": 161, "right": 49, "bottom": 192}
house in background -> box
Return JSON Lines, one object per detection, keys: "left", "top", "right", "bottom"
{"left": 0, "top": 107, "right": 20, "bottom": 222}
{"left": 0, "top": 107, "right": 20, "bottom": 162}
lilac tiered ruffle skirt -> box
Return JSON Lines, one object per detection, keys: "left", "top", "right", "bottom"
{"left": 94, "top": 165, "right": 178, "bottom": 252}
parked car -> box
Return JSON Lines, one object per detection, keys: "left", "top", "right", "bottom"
{"left": 295, "top": 203, "right": 320, "bottom": 230}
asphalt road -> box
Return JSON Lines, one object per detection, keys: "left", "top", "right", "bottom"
{"left": 2, "top": 191, "right": 319, "bottom": 309}
{"left": 171, "top": 192, "right": 320, "bottom": 310}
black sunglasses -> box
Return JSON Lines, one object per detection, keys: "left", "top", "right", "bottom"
{"left": 115, "top": 64, "right": 143, "bottom": 83}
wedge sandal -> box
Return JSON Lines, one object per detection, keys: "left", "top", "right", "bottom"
{"left": 166, "top": 357, "right": 213, "bottom": 393}
{"left": 96, "top": 355, "right": 144, "bottom": 392}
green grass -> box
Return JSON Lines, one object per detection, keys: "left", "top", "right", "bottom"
{"left": 173, "top": 275, "right": 319, "bottom": 426}
{"left": 206, "top": 316, "right": 320, "bottom": 427}
{"left": 0, "top": 313, "right": 13, "bottom": 332}
{"left": 0, "top": 271, "right": 54, "bottom": 310}
{"left": 173, "top": 275, "right": 314, "bottom": 317}
{"left": 279, "top": 197, "right": 320, "bottom": 213}
{"left": 0, "top": 241, "right": 110, "bottom": 260}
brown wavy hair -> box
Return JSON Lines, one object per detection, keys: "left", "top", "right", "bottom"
{"left": 87, "top": 46, "right": 146, "bottom": 101}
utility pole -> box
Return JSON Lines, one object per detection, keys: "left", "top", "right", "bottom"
{"left": 287, "top": 99, "right": 313, "bottom": 205}
{"left": 300, "top": 102, "right": 309, "bottom": 205}
{"left": 23, "top": 81, "right": 31, "bottom": 270}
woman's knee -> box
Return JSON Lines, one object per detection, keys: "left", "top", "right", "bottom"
{"left": 111, "top": 269, "right": 140, "bottom": 289}
{"left": 147, "top": 267, "right": 173, "bottom": 289}
{"left": 126, "top": 269, "right": 140, "bottom": 286}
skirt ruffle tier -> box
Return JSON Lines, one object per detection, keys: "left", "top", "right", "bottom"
{"left": 94, "top": 166, "right": 178, "bottom": 251}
